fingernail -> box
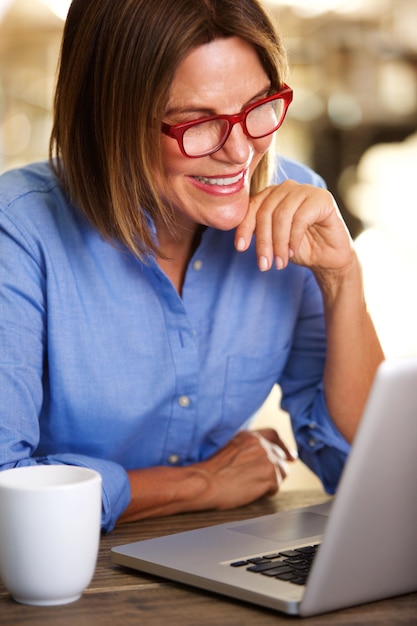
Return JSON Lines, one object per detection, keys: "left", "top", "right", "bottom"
{"left": 236, "top": 237, "right": 246, "bottom": 251}
{"left": 275, "top": 256, "right": 284, "bottom": 270}
{"left": 259, "top": 256, "right": 268, "bottom": 271}
{"left": 289, "top": 248, "right": 294, "bottom": 258}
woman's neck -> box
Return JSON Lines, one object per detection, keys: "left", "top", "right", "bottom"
{"left": 155, "top": 221, "right": 205, "bottom": 295}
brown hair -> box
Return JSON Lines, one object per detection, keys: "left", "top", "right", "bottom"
{"left": 49, "top": 0, "right": 288, "bottom": 259}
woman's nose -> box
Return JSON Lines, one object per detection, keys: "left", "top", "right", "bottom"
{"left": 214, "top": 122, "right": 252, "bottom": 164}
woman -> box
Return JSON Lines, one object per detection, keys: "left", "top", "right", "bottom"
{"left": 0, "top": 0, "right": 383, "bottom": 531}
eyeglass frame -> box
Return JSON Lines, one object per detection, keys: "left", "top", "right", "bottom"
{"left": 160, "top": 84, "right": 293, "bottom": 158}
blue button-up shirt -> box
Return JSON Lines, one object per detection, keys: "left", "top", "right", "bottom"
{"left": 0, "top": 157, "right": 350, "bottom": 530}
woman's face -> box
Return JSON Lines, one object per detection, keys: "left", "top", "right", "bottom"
{"left": 159, "top": 37, "right": 274, "bottom": 234}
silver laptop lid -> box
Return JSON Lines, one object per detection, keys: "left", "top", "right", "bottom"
{"left": 300, "top": 356, "right": 417, "bottom": 615}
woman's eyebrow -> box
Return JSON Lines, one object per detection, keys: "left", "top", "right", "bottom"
{"left": 248, "top": 84, "right": 273, "bottom": 102}
{"left": 164, "top": 103, "right": 215, "bottom": 118}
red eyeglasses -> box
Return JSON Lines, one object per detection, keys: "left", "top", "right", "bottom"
{"left": 161, "top": 84, "right": 293, "bottom": 158}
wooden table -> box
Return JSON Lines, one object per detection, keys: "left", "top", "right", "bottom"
{"left": 1, "top": 489, "right": 416, "bottom": 625}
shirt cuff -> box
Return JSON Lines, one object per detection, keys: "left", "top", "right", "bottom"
{"left": 292, "top": 390, "right": 351, "bottom": 493}
{"left": 32, "top": 454, "right": 131, "bottom": 532}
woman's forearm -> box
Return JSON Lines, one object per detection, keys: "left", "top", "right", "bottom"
{"left": 315, "top": 250, "right": 384, "bottom": 443}
{"left": 118, "top": 466, "right": 211, "bottom": 523}
{"left": 118, "top": 430, "right": 293, "bottom": 524}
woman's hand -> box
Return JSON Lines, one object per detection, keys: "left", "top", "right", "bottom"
{"left": 118, "top": 429, "right": 296, "bottom": 524}
{"left": 235, "top": 181, "right": 353, "bottom": 273}
{"left": 196, "top": 429, "right": 297, "bottom": 510}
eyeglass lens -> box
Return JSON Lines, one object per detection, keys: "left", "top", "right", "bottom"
{"left": 182, "top": 96, "right": 286, "bottom": 157}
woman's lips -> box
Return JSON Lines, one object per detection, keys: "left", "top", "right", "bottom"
{"left": 189, "top": 170, "right": 247, "bottom": 196}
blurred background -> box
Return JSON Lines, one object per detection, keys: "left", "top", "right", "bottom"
{"left": 1, "top": 0, "right": 416, "bottom": 487}
{"left": 265, "top": 0, "right": 417, "bottom": 360}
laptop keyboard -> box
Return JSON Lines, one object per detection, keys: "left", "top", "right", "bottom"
{"left": 229, "top": 544, "right": 320, "bottom": 586}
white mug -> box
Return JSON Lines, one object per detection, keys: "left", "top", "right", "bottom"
{"left": 0, "top": 465, "right": 102, "bottom": 606}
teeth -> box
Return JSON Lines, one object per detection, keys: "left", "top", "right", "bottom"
{"left": 194, "top": 172, "right": 243, "bottom": 186}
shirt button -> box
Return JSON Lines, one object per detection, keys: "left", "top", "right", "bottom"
{"left": 178, "top": 395, "right": 191, "bottom": 408}
{"left": 308, "top": 438, "right": 317, "bottom": 448}
{"left": 193, "top": 260, "right": 203, "bottom": 271}
{"left": 168, "top": 454, "right": 180, "bottom": 465}
{"left": 309, "top": 422, "right": 317, "bottom": 430}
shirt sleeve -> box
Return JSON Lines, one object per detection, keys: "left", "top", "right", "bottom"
{"left": 0, "top": 208, "right": 130, "bottom": 532}
{"left": 293, "top": 389, "right": 350, "bottom": 494}
{"left": 279, "top": 269, "right": 351, "bottom": 494}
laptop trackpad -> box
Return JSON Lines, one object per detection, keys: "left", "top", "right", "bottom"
{"left": 231, "top": 512, "right": 325, "bottom": 543}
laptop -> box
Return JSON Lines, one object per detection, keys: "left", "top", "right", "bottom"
{"left": 111, "top": 357, "right": 417, "bottom": 616}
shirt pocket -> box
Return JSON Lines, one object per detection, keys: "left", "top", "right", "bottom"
{"left": 205, "top": 346, "right": 290, "bottom": 452}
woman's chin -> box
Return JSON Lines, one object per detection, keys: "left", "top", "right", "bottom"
{"left": 204, "top": 203, "right": 249, "bottom": 231}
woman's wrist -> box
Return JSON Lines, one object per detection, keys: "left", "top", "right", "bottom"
{"left": 313, "top": 248, "right": 364, "bottom": 307}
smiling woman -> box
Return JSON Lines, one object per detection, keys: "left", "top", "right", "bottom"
{"left": 49, "top": 0, "right": 289, "bottom": 261}
{"left": 0, "top": 0, "right": 383, "bottom": 532}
